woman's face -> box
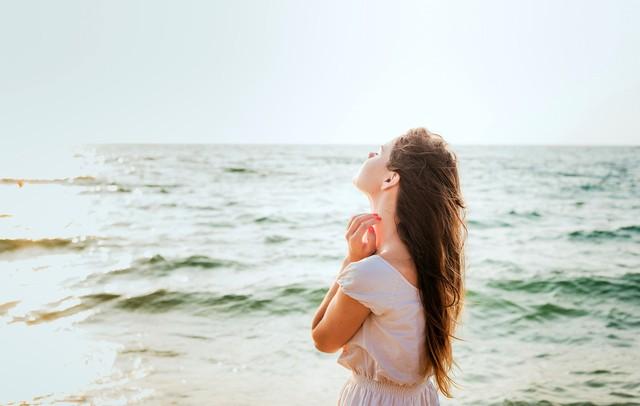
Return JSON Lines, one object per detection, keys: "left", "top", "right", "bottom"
{"left": 352, "top": 136, "right": 397, "bottom": 195}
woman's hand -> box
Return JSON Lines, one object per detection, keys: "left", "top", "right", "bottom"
{"left": 344, "top": 213, "right": 382, "bottom": 263}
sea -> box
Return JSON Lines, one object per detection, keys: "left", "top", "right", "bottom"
{"left": 0, "top": 144, "right": 638, "bottom": 405}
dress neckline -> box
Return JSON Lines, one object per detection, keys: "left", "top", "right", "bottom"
{"left": 372, "top": 254, "right": 419, "bottom": 291}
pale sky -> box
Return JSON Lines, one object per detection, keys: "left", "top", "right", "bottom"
{"left": 1, "top": 0, "right": 639, "bottom": 146}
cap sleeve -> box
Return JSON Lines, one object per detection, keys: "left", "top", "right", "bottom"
{"left": 336, "top": 259, "right": 389, "bottom": 315}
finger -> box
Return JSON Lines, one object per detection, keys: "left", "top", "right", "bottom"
{"left": 348, "top": 212, "right": 381, "bottom": 229}
{"left": 346, "top": 215, "right": 379, "bottom": 239}
{"left": 365, "top": 225, "right": 377, "bottom": 250}
{"left": 347, "top": 214, "right": 361, "bottom": 230}
{"left": 349, "top": 218, "right": 381, "bottom": 242}
{"left": 346, "top": 214, "right": 370, "bottom": 238}
{"left": 347, "top": 213, "right": 369, "bottom": 231}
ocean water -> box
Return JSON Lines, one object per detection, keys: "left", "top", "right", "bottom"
{"left": 0, "top": 144, "right": 638, "bottom": 405}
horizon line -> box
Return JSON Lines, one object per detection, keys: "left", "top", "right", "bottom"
{"left": 78, "top": 142, "right": 640, "bottom": 147}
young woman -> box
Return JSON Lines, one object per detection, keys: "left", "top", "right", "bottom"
{"left": 311, "top": 127, "right": 467, "bottom": 405}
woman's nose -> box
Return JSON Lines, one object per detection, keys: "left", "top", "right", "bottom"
{"left": 368, "top": 152, "right": 375, "bottom": 158}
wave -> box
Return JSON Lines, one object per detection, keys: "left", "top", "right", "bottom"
{"left": 82, "top": 254, "right": 244, "bottom": 283}
{"left": 465, "top": 290, "right": 590, "bottom": 328}
{"left": 579, "top": 183, "right": 606, "bottom": 191}
{"left": 105, "top": 285, "right": 327, "bottom": 315}
{"left": 521, "top": 303, "right": 590, "bottom": 322}
{"left": 120, "top": 347, "right": 182, "bottom": 357}
{"left": 507, "top": 210, "right": 542, "bottom": 218}
{"left": 606, "top": 307, "right": 640, "bottom": 330}
{"left": 254, "top": 215, "right": 293, "bottom": 224}
{"left": 223, "top": 167, "right": 258, "bottom": 174}
{"left": 0, "top": 300, "right": 19, "bottom": 315}
{"left": 265, "top": 235, "right": 289, "bottom": 244}
{"left": 465, "top": 289, "right": 528, "bottom": 317}
{"left": 0, "top": 176, "right": 162, "bottom": 194}
{"left": 467, "top": 219, "right": 513, "bottom": 229}
{"left": 9, "top": 293, "right": 117, "bottom": 325}
{"left": 568, "top": 225, "right": 640, "bottom": 241}
{"left": 0, "top": 176, "right": 98, "bottom": 186}
{"left": 11, "top": 283, "right": 328, "bottom": 324}
{"left": 79, "top": 184, "right": 132, "bottom": 194}
{"left": 77, "top": 182, "right": 182, "bottom": 194}
{"left": 487, "top": 273, "right": 640, "bottom": 303}
{"left": 0, "top": 236, "right": 95, "bottom": 253}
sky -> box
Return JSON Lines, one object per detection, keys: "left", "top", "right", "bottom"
{"left": 0, "top": 0, "right": 639, "bottom": 146}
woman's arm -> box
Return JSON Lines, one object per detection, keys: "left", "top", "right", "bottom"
{"left": 311, "top": 212, "right": 380, "bottom": 334}
{"left": 311, "top": 255, "right": 351, "bottom": 331}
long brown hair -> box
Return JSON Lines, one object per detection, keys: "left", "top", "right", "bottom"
{"left": 387, "top": 127, "right": 467, "bottom": 398}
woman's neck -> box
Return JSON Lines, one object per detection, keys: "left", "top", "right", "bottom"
{"left": 368, "top": 191, "right": 412, "bottom": 260}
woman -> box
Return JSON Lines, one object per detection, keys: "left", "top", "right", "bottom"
{"left": 311, "top": 127, "right": 467, "bottom": 405}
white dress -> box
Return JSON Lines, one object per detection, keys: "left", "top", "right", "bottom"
{"left": 335, "top": 254, "right": 441, "bottom": 406}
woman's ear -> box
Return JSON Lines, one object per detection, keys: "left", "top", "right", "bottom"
{"left": 381, "top": 172, "right": 399, "bottom": 190}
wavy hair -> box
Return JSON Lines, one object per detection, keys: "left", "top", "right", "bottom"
{"left": 387, "top": 127, "right": 467, "bottom": 398}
